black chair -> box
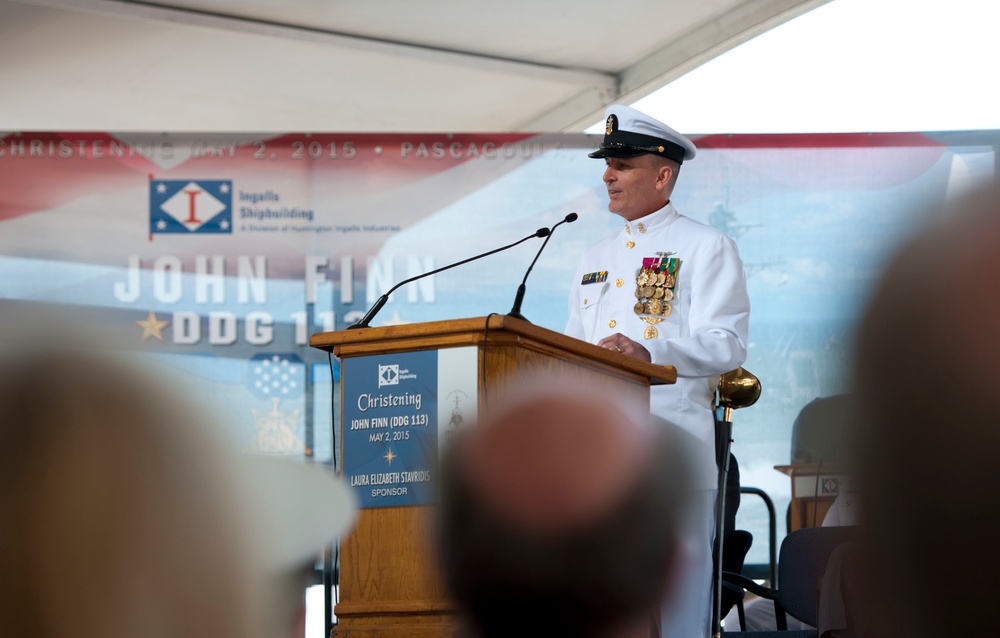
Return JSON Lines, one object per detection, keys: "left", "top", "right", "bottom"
{"left": 739, "top": 486, "right": 777, "bottom": 586}
{"left": 720, "top": 487, "right": 777, "bottom": 630}
{"left": 719, "top": 529, "right": 753, "bottom": 625}
{"left": 721, "top": 525, "right": 861, "bottom": 636}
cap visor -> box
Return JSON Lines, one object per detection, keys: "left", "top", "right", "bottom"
{"left": 588, "top": 147, "right": 646, "bottom": 159}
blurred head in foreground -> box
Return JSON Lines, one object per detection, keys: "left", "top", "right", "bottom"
{"left": 0, "top": 333, "right": 355, "bottom": 638}
{"left": 437, "top": 379, "right": 696, "bottom": 638}
{"left": 852, "top": 182, "right": 1000, "bottom": 638}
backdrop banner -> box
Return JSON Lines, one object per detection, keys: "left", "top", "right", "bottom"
{"left": 1, "top": 129, "right": 994, "bottom": 542}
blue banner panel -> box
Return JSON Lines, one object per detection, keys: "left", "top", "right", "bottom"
{"left": 342, "top": 351, "right": 438, "bottom": 508}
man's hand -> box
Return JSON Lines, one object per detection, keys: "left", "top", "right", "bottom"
{"left": 596, "top": 333, "right": 652, "bottom": 363}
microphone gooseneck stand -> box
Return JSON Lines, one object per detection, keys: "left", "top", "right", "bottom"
{"left": 507, "top": 212, "right": 578, "bottom": 323}
{"left": 348, "top": 226, "right": 550, "bottom": 329}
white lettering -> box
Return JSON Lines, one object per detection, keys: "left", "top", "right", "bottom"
{"left": 342, "top": 309, "right": 364, "bottom": 326}
{"left": 341, "top": 255, "right": 354, "bottom": 304}
{"left": 406, "top": 255, "right": 435, "bottom": 303}
{"left": 292, "top": 311, "right": 308, "bottom": 345}
{"left": 366, "top": 257, "right": 394, "bottom": 303}
{"left": 317, "top": 311, "right": 336, "bottom": 333}
{"left": 245, "top": 311, "right": 274, "bottom": 345}
{"left": 154, "top": 256, "right": 183, "bottom": 303}
{"left": 195, "top": 255, "right": 225, "bottom": 304}
{"left": 173, "top": 311, "right": 201, "bottom": 344}
{"left": 305, "top": 255, "right": 328, "bottom": 304}
{"left": 113, "top": 255, "right": 141, "bottom": 302}
{"left": 208, "top": 311, "right": 237, "bottom": 345}
{"left": 237, "top": 255, "right": 267, "bottom": 303}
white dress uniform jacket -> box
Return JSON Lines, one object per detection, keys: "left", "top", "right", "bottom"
{"left": 565, "top": 201, "right": 750, "bottom": 490}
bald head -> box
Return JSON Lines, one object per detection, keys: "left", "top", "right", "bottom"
{"left": 459, "top": 393, "right": 648, "bottom": 533}
{"left": 437, "top": 382, "right": 695, "bottom": 638}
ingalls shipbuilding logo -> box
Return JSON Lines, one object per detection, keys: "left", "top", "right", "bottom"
{"left": 149, "top": 178, "right": 233, "bottom": 234}
{"left": 378, "top": 364, "right": 400, "bottom": 387}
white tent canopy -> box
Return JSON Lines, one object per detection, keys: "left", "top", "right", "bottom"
{"left": 1, "top": 0, "right": 829, "bottom": 132}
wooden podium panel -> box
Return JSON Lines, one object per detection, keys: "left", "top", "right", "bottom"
{"left": 310, "top": 315, "right": 675, "bottom": 638}
{"left": 774, "top": 464, "right": 847, "bottom": 532}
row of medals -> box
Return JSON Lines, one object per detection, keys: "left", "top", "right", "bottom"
{"left": 634, "top": 267, "right": 675, "bottom": 339}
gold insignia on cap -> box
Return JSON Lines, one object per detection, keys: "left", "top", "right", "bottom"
{"left": 658, "top": 146, "right": 664, "bottom": 153}
{"left": 606, "top": 115, "right": 615, "bottom": 136}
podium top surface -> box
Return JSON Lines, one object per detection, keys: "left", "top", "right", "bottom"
{"left": 309, "top": 315, "right": 676, "bottom": 385}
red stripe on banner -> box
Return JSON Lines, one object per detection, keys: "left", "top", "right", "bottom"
{"left": 0, "top": 132, "right": 145, "bottom": 222}
{"left": 692, "top": 132, "right": 948, "bottom": 150}
{"left": 684, "top": 132, "right": 955, "bottom": 192}
{"left": 0, "top": 132, "right": 540, "bottom": 222}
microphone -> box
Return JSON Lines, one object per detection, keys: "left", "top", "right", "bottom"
{"left": 507, "top": 212, "right": 578, "bottom": 322}
{"left": 348, "top": 226, "right": 550, "bottom": 329}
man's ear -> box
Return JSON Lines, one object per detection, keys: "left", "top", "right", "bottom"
{"left": 655, "top": 164, "right": 674, "bottom": 192}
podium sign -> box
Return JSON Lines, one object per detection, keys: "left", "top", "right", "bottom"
{"left": 342, "top": 348, "right": 477, "bottom": 508}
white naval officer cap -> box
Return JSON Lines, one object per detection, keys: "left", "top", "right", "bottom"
{"left": 588, "top": 104, "right": 697, "bottom": 164}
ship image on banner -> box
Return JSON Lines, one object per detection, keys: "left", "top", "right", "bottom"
{"left": 248, "top": 353, "right": 306, "bottom": 455}
{"left": 149, "top": 178, "right": 233, "bottom": 235}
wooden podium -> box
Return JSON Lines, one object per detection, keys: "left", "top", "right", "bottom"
{"left": 309, "top": 315, "right": 676, "bottom": 638}
{"left": 774, "top": 463, "right": 848, "bottom": 532}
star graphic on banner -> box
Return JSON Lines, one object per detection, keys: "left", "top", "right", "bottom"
{"left": 156, "top": 182, "right": 166, "bottom": 193}
{"left": 384, "top": 448, "right": 397, "bottom": 465}
{"left": 156, "top": 219, "right": 167, "bottom": 230}
{"left": 136, "top": 311, "right": 169, "bottom": 341}
{"left": 379, "top": 310, "right": 410, "bottom": 327}
{"left": 220, "top": 183, "right": 230, "bottom": 194}
{"left": 220, "top": 219, "right": 230, "bottom": 230}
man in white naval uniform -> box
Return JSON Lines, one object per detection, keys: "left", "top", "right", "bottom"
{"left": 565, "top": 104, "right": 750, "bottom": 638}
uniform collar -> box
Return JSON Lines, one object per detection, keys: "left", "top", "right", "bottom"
{"left": 623, "top": 201, "right": 679, "bottom": 236}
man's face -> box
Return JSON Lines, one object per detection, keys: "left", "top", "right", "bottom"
{"left": 602, "top": 155, "right": 671, "bottom": 221}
